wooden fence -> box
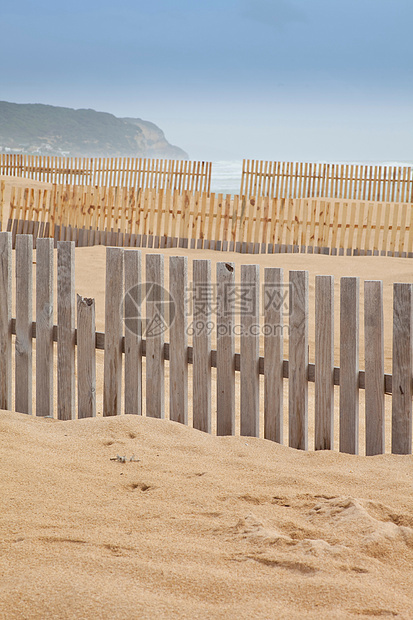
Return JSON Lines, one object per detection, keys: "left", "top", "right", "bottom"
{"left": 240, "top": 159, "right": 413, "bottom": 202}
{"left": 0, "top": 231, "right": 412, "bottom": 455}
{"left": 3, "top": 182, "right": 413, "bottom": 257}
{"left": 0, "top": 154, "right": 211, "bottom": 193}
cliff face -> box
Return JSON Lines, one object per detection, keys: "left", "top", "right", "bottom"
{"left": 0, "top": 101, "right": 188, "bottom": 159}
{"left": 121, "top": 117, "right": 187, "bottom": 159}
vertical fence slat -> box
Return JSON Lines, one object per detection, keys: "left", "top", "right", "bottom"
{"left": 124, "top": 249, "right": 142, "bottom": 415}
{"left": 392, "top": 283, "right": 413, "bottom": 454}
{"left": 364, "top": 280, "right": 384, "bottom": 455}
{"left": 264, "top": 267, "right": 284, "bottom": 443}
{"left": 36, "top": 237, "right": 54, "bottom": 417}
{"left": 0, "top": 232, "right": 12, "bottom": 410}
{"left": 193, "top": 260, "right": 212, "bottom": 433}
{"left": 77, "top": 295, "right": 96, "bottom": 418}
{"left": 146, "top": 253, "right": 165, "bottom": 418}
{"left": 315, "top": 275, "right": 334, "bottom": 450}
{"left": 339, "top": 277, "right": 359, "bottom": 454}
{"left": 240, "top": 264, "right": 260, "bottom": 437}
{"left": 15, "top": 234, "right": 33, "bottom": 414}
{"left": 104, "top": 247, "right": 124, "bottom": 416}
{"left": 288, "top": 270, "right": 309, "bottom": 450}
{"left": 169, "top": 256, "right": 188, "bottom": 424}
{"left": 57, "top": 241, "right": 75, "bottom": 420}
{"left": 217, "top": 262, "right": 235, "bottom": 435}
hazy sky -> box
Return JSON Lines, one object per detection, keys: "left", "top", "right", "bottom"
{"left": 1, "top": 0, "right": 412, "bottom": 161}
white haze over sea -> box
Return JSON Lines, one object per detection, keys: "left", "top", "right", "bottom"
{"left": 210, "top": 160, "right": 413, "bottom": 197}
{"left": 209, "top": 160, "right": 243, "bottom": 196}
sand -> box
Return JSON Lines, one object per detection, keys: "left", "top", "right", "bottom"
{"left": 1, "top": 411, "right": 412, "bottom": 619}
{"left": 1, "top": 175, "right": 413, "bottom": 618}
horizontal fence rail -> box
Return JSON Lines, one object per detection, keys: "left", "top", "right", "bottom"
{"left": 0, "top": 232, "right": 412, "bottom": 455}
{"left": 0, "top": 154, "right": 212, "bottom": 193}
{"left": 3, "top": 182, "right": 413, "bottom": 257}
{"left": 241, "top": 160, "right": 413, "bottom": 202}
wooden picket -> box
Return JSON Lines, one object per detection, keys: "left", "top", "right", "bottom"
{"left": 15, "top": 235, "right": 33, "bottom": 415}
{"left": 340, "top": 277, "right": 360, "bottom": 455}
{"left": 241, "top": 159, "right": 413, "bottom": 202}
{"left": 77, "top": 295, "right": 96, "bottom": 419}
{"left": 0, "top": 231, "right": 412, "bottom": 455}
{"left": 0, "top": 232, "right": 12, "bottom": 411}
{"left": 2, "top": 181, "right": 413, "bottom": 257}
{"left": 315, "top": 275, "right": 334, "bottom": 451}
{"left": 0, "top": 154, "right": 212, "bottom": 193}
{"left": 35, "top": 238, "right": 54, "bottom": 418}
{"left": 192, "top": 260, "right": 212, "bottom": 433}
{"left": 57, "top": 241, "right": 75, "bottom": 420}
{"left": 216, "top": 262, "right": 235, "bottom": 436}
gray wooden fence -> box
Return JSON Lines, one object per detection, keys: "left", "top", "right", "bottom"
{"left": 0, "top": 231, "right": 412, "bottom": 455}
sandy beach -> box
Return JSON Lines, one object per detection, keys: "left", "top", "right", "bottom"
{"left": 1, "top": 176, "right": 413, "bottom": 618}
{"left": 1, "top": 410, "right": 412, "bottom": 619}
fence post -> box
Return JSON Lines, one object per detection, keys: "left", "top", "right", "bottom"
{"left": 57, "top": 241, "right": 75, "bottom": 420}
{"left": 104, "top": 247, "right": 124, "bottom": 416}
{"left": 36, "top": 237, "right": 54, "bottom": 417}
{"left": 364, "top": 280, "right": 385, "bottom": 455}
{"left": 15, "top": 234, "right": 33, "bottom": 414}
{"left": 392, "top": 283, "right": 413, "bottom": 454}
{"left": 264, "top": 267, "right": 284, "bottom": 443}
{"left": 0, "top": 232, "right": 12, "bottom": 410}
{"left": 289, "top": 270, "right": 309, "bottom": 450}
{"left": 124, "top": 249, "right": 142, "bottom": 415}
{"left": 240, "top": 264, "right": 260, "bottom": 437}
{"left": 77, "top": 295, "right": 96, "bottom": 418}
{"left": 217, "top": 262, "right": 235, "bottom": 435}
{"left": 146, "top": 253, "right": 165, "bottom": 418}
{"left": 315, "top": 275, "right": 334, "bottom": 450}
{"left": 192, "top": 260, "right": 212, "bottom": 433}
{"left": 169, "top": 256, "right": 188, "bottom": 425}
{"left": 339, "top": 277, "right": 359, "bottom": 454}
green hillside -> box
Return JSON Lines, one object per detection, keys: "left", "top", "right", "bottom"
{"left": 0, "top": 101, "right": 188, "bottom": 159}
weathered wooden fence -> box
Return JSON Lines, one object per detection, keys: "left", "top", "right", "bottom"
{"left": 0, "top": 231, "right": 412, "bottom": 455}
{"left": 240, "top": 160, "right": 413, "bottom": 202}
{"left": 0, "top": 154, "right": 211, "bottom": 193}
{"left": 3, "top": 182, "right": 413, "bottom": 256}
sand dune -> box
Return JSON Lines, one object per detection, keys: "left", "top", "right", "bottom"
{"left": 1, "top": 410, "right": 412, "bottom": 619}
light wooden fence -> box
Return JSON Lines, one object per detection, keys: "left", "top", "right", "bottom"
{"left": 240, "top": 160, "right": 413, "bottom": 202}
{"left": 3, "top": 182, "right": 413, "bottom": 257}
{"left": 0, "top": 154, "right": 211, "bottom": 193}
{"left": 0, "top": 231, "right": 412, "bottom": 455}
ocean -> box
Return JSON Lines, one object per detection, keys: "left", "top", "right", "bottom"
{"left": 209, "top": 160, "right": 413, "bottom": 197}
{"left": 209, "top": 160, "right": 243, "bottom": 196}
